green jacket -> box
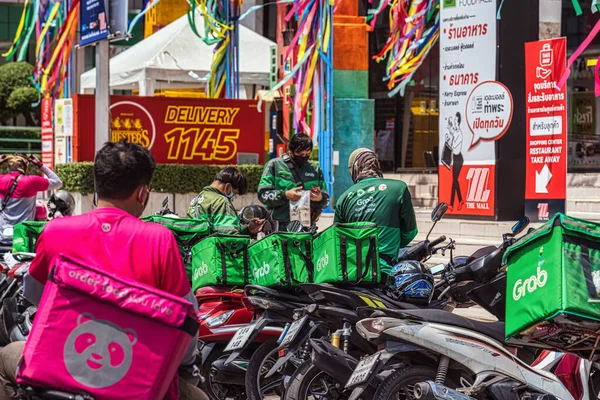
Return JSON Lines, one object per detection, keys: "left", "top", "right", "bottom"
{"left": 258, "top": 155, "right": 329, "bottom": 224}
{"left": 334, "top": 178, "right": 418, "bottom": 273}
{"left": 187, "top": 186, "right": 247, "bottom": 235}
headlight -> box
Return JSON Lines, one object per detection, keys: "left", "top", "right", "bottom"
{"left": 205, "top": 310, "right": 235, "bottom": 328}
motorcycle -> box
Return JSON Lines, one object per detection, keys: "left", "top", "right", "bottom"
{"left": 345, "top": 216, "right": 598, "bottom": 400}
{"left": 261, "top": 204, "right": 455, "bottom": 400}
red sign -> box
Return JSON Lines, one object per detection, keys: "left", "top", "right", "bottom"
{"left": 41, "top": 97, "right": 54, "bottom": 169}
{"left": 439, "top": 164, "right": 495, "bottom": 216}
{"left": 524, "top": 38, "right": 567, "bottom": 220}
{"left": 72, "top": 95, "right": 265, "bottom": 164}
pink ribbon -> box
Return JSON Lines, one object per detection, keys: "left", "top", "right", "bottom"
{"left": 557, "top": 17, "right": 600, "bottom": 90}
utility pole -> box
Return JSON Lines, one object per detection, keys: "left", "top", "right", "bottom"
{"left": 95, "top": 40, "right": 110, "bottom": 152}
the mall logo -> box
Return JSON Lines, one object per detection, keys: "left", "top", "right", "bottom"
{"left": 538, "top": 203, "right": 549, "bottom": 221}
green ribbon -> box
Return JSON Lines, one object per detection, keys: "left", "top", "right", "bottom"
{"left": 572, "top": 0, "right": 583, "bottom": 16}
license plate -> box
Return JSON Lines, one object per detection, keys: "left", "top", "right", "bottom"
{"left": 224, "top": 323, "right": 256, "bottom": 352}
{"left": 280, "top": 316, "right": 307, "bottom": 347}
{"left": 345, "top": 352, "right": 381, "bottom": 388}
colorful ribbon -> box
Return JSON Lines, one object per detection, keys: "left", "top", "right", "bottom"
{"left": 2, "top": 0, "right": 30, "bottom": 59}
{"left": 557, "top": 17, "right": 600, "bottom": 92}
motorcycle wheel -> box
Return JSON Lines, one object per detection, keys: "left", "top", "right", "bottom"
{"left": 285, "top": 360, "right": 349, "bottom": 400}
{"left": 201, "top": 345, "right": 245, "bottom": 400}
{"left": 373, "top": 366, "right": 438, "bottom": 400}
{"left": 245, "top": 338, "right": 285, "bottom": 400}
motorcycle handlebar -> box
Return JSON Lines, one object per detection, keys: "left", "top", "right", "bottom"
{"left": 429, "top": 236, "right": 446, "bottom": 248}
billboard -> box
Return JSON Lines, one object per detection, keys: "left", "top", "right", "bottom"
{"left": 438, "top": 0, "right": 498, "bottom": 216}
{"left": 524, "top": 38, "right": 567, "bottom": 222}
{"left": 73, "top": 95, "right": 265, "bottom": 164}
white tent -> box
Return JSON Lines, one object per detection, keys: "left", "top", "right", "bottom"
{"left": 80, "top": 9, "right": 276, "bottom": 97}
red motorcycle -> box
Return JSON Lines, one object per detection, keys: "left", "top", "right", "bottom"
{"left": 196, "top": 286, "right": 283, "bottom": 400}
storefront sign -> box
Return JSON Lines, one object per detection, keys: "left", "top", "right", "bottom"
{"left": 80, "top": 0, "right": 109, "bottom": 46}
{"left": 524, "top": 38, "right": 567, "bottom": 222}
{"left": 41, "top": 98, "right": 54, "bottom": 169}
{"left": 569, "top": 91, "right": 600, "bottom": 169}
{"left": 73, "top": 95, "right": 265, "bottom": 164}
{"left": 438, "top": 0, "right": 497, "bottom": 216}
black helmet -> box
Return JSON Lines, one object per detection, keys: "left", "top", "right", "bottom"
{"left": 386, "top": 261, "right": 435, "bottom": 304}
{"left": 47, "top": 190, "right": 75, "bottom": 219}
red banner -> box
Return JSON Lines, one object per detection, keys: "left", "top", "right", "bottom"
{"left": 524, "top": 38, "right": 567, "bottom": 221}
{"left": 41, "top": 97, "right": 54, "bottom": 169}
{"left": 73, "top": 95, "right": 265, "bottom": 164}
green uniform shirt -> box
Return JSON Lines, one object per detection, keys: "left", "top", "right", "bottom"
{"left": 334, "top": 178, "right": 418, "bottom": 273}
{"left": 187, "top": 186, "right": 247, "bottom": 235}
{"left": 258, "top": 156, "right": 329, "bottom": 225}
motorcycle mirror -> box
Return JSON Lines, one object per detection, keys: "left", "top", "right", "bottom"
{"left": 431, "top": 202, "right": 448, "bottom": 223}
{"left": 511, "top": 216, "right": 530, "bottom": 236}
{"left": 426, "top": 203, "right": 448, "bottom": 240}
{"left": 287, "top": 220, "right": 303, "bottom": 232}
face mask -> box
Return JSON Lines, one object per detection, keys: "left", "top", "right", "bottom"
{"left": 292, "top": 154, "right": 310, "bottom": 166}
{"left": 225, "top": 185, "right": 235, "bottom": 200}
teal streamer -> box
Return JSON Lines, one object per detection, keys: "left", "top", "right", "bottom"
{"left": 496, "top": 0, "right": 505, "bottom": 19}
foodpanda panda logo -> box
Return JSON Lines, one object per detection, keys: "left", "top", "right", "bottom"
{"left": 194, "top": 261, "right": 209, "bottom": 280}
{"left": 254, "top": 262, "right": 271, "bottom": 279}
{"left": 63, "top": 313, "right": 137, "bottom": 389}
{"left": 316, "top": 253, "right": 329, "bottom": 272}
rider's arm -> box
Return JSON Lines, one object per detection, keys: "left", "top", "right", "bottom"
{"left": 23, "top": 230, "right": 53, "bottom": 305}
{"left": 333, "top": 196, "right": 345, "bottom": 223}
{"left": 258, "top": 161, "right": 287, "bottom": 208}
{"left": 398, "top": 188, "right": 418, "bottom": 248}
{"left": 40, "top": 165, "right": 62, "bottom": 190}
{"left": 160, "top": 232, "right": 199, "bottom": 366}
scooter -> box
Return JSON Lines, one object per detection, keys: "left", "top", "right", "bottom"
{"left": 347, "top": 217, "right": 600, "bottom": 400}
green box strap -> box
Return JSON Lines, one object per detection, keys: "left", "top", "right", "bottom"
{"left": 356, "top": 238, "right": 363, "bottom": 282}
{"left": 282, "top": 239, "right": 293, "bottom": 285}
{"left": 340, "top": 235, "right": 348, "bottom": 283}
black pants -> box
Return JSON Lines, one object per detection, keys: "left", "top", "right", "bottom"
{"left": 450, "top": 153, "right": 463, "bottom": 207}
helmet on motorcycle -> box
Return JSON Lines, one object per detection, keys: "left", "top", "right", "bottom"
{"left": 386, "top": 261, "right": 434, "bottom": 304}
{"left": 47, "top": 190, "right": 75, "bottom": 219}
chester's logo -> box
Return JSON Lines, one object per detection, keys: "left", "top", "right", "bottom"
{"left": 110, "top": 102, "right": 156, "bottom": 149}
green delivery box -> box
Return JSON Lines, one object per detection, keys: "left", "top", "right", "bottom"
{"left": 505, "top": 213, "right": 600, "bottom": 340}
{"left": 142, "top": 216, "right": 210, "bottom": 280}
{"left": 12, "top": 221, "right": 46, "bottom": 253}
{"left": 249, "top": 232, "right": 313, "bottom": 287}
{"left": 191, "top": 234, "right": 250, "bottom": 291}
{"left": 312, "top": 222, "right": 380, "bottom": 285}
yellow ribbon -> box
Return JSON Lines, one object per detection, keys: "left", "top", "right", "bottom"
{"left": 36, "top": 1, "right": 61, "bottom": 57}
{"left": 2, "top": 0, "right": 30, "bottom": 58}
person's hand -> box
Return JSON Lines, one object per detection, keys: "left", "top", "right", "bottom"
{"left": 285, "top": 186, "right": 303, "bottom": 202}
{"left": 310, "top": 187, "right": 323, "bottom": 202}
{"left": 28, "top": 155, "right": 43, "bottom": 168}
{"left": 248, "top": 218, "right": 266, "bottom": 235}
{"left": 0, "top": 155, "right": 8, "bottom": 165}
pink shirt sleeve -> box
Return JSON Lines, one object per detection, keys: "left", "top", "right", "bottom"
{"left": 159, "top": 232, "right": 191, "bottom": 297}
{"left": 28, "top": 230, "right": 53, "bottom": 284}
{"left": 21, "top": 176, "right": 50, "bottom": 196}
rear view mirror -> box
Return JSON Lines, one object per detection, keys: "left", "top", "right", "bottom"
{"left": 511, "top": 217, "right": 530, "bottom": 236}
{"left": 431, "top": 203, "right": 448, "bottom": 223}
{"left": 287, "top": 220, "right": 303, "bottom": 232}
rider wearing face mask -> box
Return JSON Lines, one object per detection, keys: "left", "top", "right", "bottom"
{"left": 187, "top": 167, "right": 264, "bottom": 235}
{"left": 0, "top": 140, "right": 208, "bottom": 400}
{"left": 258, "top": 133, "right": 329, "bottom": 229}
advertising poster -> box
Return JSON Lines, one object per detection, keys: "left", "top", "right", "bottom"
{"left": 569, "top": 91, "right": 600, "bottom": 169}
{"left": 524, "top": 38, "right": 567, "bottom": 222}
{"left": 41, "top": 97, "right": 54, "bottom": 169}
{"left": 438, "top": 0, "right": 498, "bottom": 216}
{"left": 73, "top": 95, "right": 265, "bottom": 165}
{"left": 80, "top": 0, "right": 109, "bottom": 46}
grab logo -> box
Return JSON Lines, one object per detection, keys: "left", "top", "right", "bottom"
{"left": 465, "top": 167, "right": 491, "bottom": 203}
{"left": 254, "top": 262, "right": 271, "bottom": 280}
{"left": 194, "top": 262, "right": 209, "bottom": 280}
{"left": 316, "top": 253, "right": 329, "bottom": 273}
{"left": 512, "top": 263, "right": 548, "bottom": 301}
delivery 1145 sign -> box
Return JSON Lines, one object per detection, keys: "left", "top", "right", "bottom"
{"left": 73, "top": 95, "right": 265, "bottom": 164}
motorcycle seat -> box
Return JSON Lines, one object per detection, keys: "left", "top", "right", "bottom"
{"left": 245, "top": 285, "right": 313, "bottom": 303}
{"left": 393, "top": 309, "right": 506, "bottom": 343}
